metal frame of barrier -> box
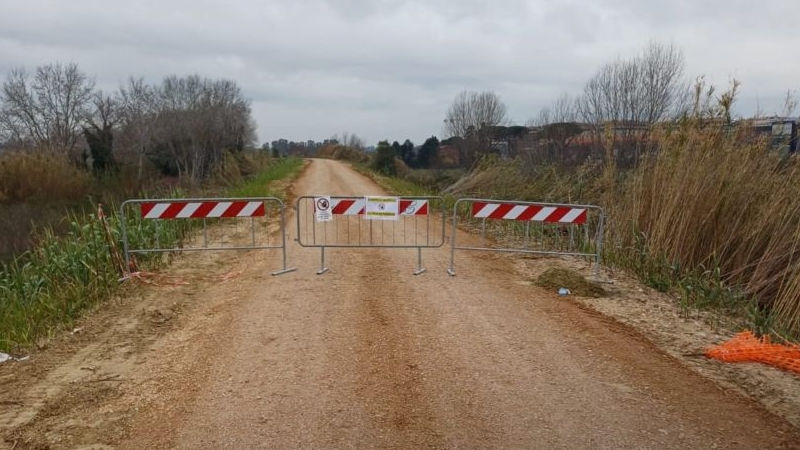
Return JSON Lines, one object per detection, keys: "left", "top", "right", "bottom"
{"left": 447, "top": 198, "right": 604, "bottom": 276}
{"left": 295, "top": 195, "right": 446, "bottom": 275}
{"left": 120, "top": 197, "right": 296, "bottom": 276}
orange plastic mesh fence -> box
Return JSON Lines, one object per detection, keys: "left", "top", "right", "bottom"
{"left": 705, "top": 331, "right": 800, "bottom": 376}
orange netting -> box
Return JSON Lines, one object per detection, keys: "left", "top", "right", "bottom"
{"left": 705, "top": 331, "right": 800, "bottom": 376}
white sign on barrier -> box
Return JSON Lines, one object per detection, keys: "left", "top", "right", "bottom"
{"left": 365, "top": 196, "right": 398, "bottom": 220}
{"left": 314, "top": 196, "right": 333, "bottom": 222}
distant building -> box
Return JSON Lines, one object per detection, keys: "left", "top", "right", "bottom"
{"left": 749, "top": 117, "right": 799, "bottom": 155}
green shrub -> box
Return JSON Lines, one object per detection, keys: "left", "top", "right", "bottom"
{"left": 0, "top": 212, "right": 121, "bottom": 351}
{"left": 371, "top": 141, "right": 396, "bottom": 176}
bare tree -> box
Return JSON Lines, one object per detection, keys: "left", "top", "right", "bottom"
{"left": 91, "top": 91, "right": 117, "bottom": 127}
{"left": 117, "top": 77, "right": 157, "bottom": 180}
{"left": 340, "top": 132, "right": 364, "bottom": 150}
{"left": 443, "top": 90, "right": 507, "bottom": 167}
{"left": 0, "top": 62, "right": 95, "bottom": 154}
{"left": 444, "top": 90, "right": 507, "bottom": 138}
{"left": 83, "top": 91, "right": 118, "bottom": 171}
{"left": 0, "top": 68, "right": 45, "bottom": 146}
{"left": 577, "top": 42, "right": 686, "bottom": 126}
{"left": 528, "top": 93, "right": 583, "bottom": 165}
{"left": 781, "top": 89, "right": 797, "bottom": 117}
{"left": 350, "top": 134, "right": 364, "bottom": 150}
{"left": 1, "top": 64, "right": 258, "bottom": 181}
{"left": 533, "top": 93, "right": 577, "bottom": 126}
{"left": 145, "top": 75, "right": 255, "bottom": 181}
{"left": 574, "top": 42, "right": 688, "bottom": 166}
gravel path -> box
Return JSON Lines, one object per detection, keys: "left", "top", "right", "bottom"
{"left": 2, "top": 159, "right": 798, "bottom": 449}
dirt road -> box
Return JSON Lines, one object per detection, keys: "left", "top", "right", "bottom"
{"left": 2, "top": 159, "right": 799, "bottom": 449}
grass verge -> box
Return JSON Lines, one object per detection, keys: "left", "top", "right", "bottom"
{"left": 228, "top": 157, "right": 303, "bottom": 199}
{"left": 0, "top": 210, "right": 182, "bottom": 352}
{"left": 0, "top": 157, "right": 302, "bottom": 353}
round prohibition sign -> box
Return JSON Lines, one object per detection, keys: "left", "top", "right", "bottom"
{"left": 315, "top": 197, "right": 330, "bottom": 211}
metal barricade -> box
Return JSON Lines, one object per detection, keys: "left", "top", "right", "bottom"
{"left": 120, "top": 197, "right": 296, "bottom": 275}
{"left": 295, "top": 195, "right": 446, "bottom": 274}
{"left": 448, "top": 198, "right": 604, "bottom": 276}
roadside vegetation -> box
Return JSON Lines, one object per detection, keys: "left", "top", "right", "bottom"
{"left": 319, "top": 43, "right": 800, "bottom": 341}
{"left": 0, "top": 62, "right": 304, "bottom": 353}
{"left": 0, "top": 154, "right": 300, "bottom": 353}
{"left": 4, "top": 41, "right": 799, "bottom": 352}
{"left": 607, "top": 118, "right": 800, "bottom": 339}
{"left": 347, "top": 119, "right": 800, "bottom": 340}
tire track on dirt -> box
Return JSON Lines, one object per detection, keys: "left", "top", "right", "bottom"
{"left": 351, "top": 250, "right": 445, "bottom": 448}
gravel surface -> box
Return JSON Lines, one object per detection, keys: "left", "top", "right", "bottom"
{"left": 1, "top": 159, "right": 798, "bottom": 449}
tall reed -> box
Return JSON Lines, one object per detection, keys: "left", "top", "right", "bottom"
{"left": 608, "top": 119, "right": 800, "bottom": 336}
{"left": 440, "top": 119, "right": 800, "bottom": 338}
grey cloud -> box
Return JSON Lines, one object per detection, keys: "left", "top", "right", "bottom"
{"left": 1, "top": 0, "right": 798, "bottom": 144}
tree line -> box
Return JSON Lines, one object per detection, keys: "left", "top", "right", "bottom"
{"left": 323, "top": 41, "right": 695, "bottom": 174}
{"left": 0, "top": 62, "right": 256, "bottom": 183}
{"left": 370, "top": 136, "right": 440, "bottom": 176}
{"left": 442, "top": 42, "right": 693, "bottom": 168}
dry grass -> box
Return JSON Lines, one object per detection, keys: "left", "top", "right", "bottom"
{"left": 0, "top": 151, "right": 90, "bottom": 203}
{"left": 447, "top": 119, "right": 800, "bottom": 339}
{"left": 0, "top": 151, "right": 92, "bottom": 261}
{"left": 446, "top": 156, "right": 601, "bottom": 205}
{"left": 316, "top": 144, "right": 370, "bottom": 164}
{"left": 609, "top": 120, "right": 800, "bottom": 337}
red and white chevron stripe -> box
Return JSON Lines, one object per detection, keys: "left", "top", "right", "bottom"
{"left": 330, "top": 198, "right": 429, "bottom": 216}
{"left": 471, "top": 201, "right": 586, "bottom": 224}
{"left": 141, "top": 201, "right": 265, "bottom": 219}
{"left": 399, "top": 199, "right": 428, "bottom": 215}
{"left": 331, "top": 198, "right": 365, "bottom": 215}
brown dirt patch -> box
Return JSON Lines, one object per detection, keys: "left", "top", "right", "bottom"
{"left": 534, "top": 267, "right": 608, "bottom": 297}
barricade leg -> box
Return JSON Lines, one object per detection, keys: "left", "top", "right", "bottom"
{"left": 272, "top": 210, "right": 296, "bottom": 275}
{"left": 447, "top": 213, "right": 457, "bottom": 276}
{"left": 413, "top": 247, "right": 426, "bottom": 276}
{"left": 271, "top": 243, "right": 297, "bottom": 276}
{"left": 272, "top": 267, "right": 297, "bottom": 276}
{"left": 317, "top": 246, "right": 329, "bottom": 275}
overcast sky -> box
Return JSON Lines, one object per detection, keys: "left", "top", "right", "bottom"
{"left": 1, "top": 0, "right": 798, "bottom": 146}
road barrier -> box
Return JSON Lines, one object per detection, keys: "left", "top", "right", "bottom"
{"left": 120, "top": 197, "right": 296, "bottom": 275}
{"left": 295, "top": 195, "right": 446, "bottom": 274}
{"left": 447, "top": 198, "right": 604, "bottom": 276}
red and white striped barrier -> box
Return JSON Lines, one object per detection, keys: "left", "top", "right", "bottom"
{"left": 297, "top": 195, "right": 445, "bottom": 275}
{"left": 471, "top": 201, "right": 586, "bottom": 224}
{"left": 330, "top": 198, "right": 364, "bottom": 215}
{"left": 330, "top": 198, "right": 429, "bottom": 216}
{"left": 448, "top": 198, "right": 603, "bottom": 276}
{"left": 400, "top": 199, "right": 429, "bottom": 216}
{"left": 121, "top": 196, "right": 294, "bottom": 276}
{"left": 140, "top": 201, "right": 266, "bottom": 219}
